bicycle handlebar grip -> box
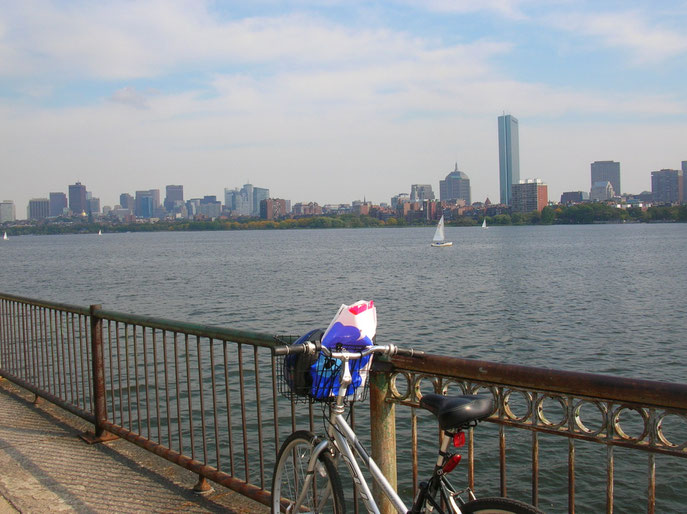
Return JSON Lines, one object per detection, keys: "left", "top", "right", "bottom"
{"left": 274, "top": 344, "right": 307, "bottom": 356}
{"left": 395, "top": 347, "right": 425, "bottom": 358}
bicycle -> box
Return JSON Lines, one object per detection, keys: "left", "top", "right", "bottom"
{"left": 271, "top": 338, "right": 543, "bottom": 513}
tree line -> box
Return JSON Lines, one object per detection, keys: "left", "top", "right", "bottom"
{"left": 3, "top": 204, "right": 686, "bottom": 236}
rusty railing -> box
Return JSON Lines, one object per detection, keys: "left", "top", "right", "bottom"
{"left": 1, "top": 292, "right": 685, "bottom": 513}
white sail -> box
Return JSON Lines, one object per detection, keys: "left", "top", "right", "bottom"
{"left": 433, "top": 216, "right": 446, "bottom": 242}
{"left": 482, "top": 218, "right": 487, "bottom": 228}
{"left": 2, "top": 232, "right": 7, "bottom": 240}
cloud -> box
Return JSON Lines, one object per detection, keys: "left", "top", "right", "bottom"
{"left": 110, "top": 86, "right": 157, "bottom": 109}
{"left": 549, "top": 10, "right": 687, "bottom": 63}
{"left": 403, "top": 0, "right": 529, "bottom": 19}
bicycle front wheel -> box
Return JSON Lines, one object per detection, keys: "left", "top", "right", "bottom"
{"left": 271, "top": 430, "right": 345, "bottom": 513}
{"left": 459, "top": 497, "right": 543, "bottom": 513}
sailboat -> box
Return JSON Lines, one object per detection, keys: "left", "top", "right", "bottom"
{"left": 482, "top": 218, "right": 488, "bottom": 229}
{"left": 2, "top": 232, "right": 7, "bottom": 240}
{"left": 431, "top": 216, "right": 452, "bottom": 247}
{"left": 98, "top": 229, "right": 102, "bottom": 236}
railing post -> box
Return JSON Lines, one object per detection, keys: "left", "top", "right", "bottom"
{"left": 81, "top": 304, "right": 116, "bottom": 443}
{"left": 370, "top": 363, "right": 397, "bottom": 514}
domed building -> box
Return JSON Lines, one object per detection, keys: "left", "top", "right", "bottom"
{"left": 439, "top": 163, "right": 471, "bottom": 204}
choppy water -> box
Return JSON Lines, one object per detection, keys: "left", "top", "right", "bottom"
{"left": 1, "top": 224, "right": 686, "bottom": 512}
{"left": 2, "top": 224, "right": 686, "bottom": 380}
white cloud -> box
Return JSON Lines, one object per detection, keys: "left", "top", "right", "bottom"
{"left": 549, "top": 10, "right": 687, "bottom": 63}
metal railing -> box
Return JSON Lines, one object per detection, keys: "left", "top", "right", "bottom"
{"left": 1, "top": 292, "right": 686, "bottom": 513}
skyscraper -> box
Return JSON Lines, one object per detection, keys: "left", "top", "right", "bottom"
{"left": 164, "top": 185, "right": 184, "bottom": 212}
{"left": 651, "top": 169, "right": 682, "bottom": 204}
{"left": 49, "top": 192, "right": 68, "bottom": 217}
{"left": 28, "top": 198, "right": 50, "bottom": 220}
{"left": 498, "top": 114, "right": 520, "bottom": 206}
{"left": 591, "top": 161, "right": 621, "bottom": 197}
{"left": 68, "top": 182, "right": 87, "bottom": 215}
{"left": 410, "top": 184, "right": 435, "bottom": 202}
{"left": 439, "top": 164, "right": 471, "bottom": 204}
{"left": 253, "top": 187, "right": 269, "bottom": 216}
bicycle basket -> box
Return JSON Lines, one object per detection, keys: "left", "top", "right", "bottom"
{"left": 278, "top": 331, "right": 372, "bottom": 403}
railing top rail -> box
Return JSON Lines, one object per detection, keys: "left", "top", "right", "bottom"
{"left": 0, "top": 292, "right": 90, "bottom": 315}
{"left": 390, "top": 352, "right": 687, "bottom": 411}
{"left": 94, "top": 308, "right": 279, "bottom": 348}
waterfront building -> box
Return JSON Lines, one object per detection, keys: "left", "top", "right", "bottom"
{"left": 199, "top": 196, "right": 221, "bottom": 218}
{"left": 49, "top": 192, "right": 68, "bottom": 217}
{"left": 651, "top": 169, "right": 683, "bottom": 204}
{"left": 164, "top": 185, "right": 184, "bottom": 212}
{"left": 591, "top": 161, "right": 621, "bottom": 197}
{"left": 28, "top": 198, "right": 50, "bottom": 220}
{"left": 511, "top": 179, "right": 548, "bottom": 213}
{"left": 87, "top": 197, "right": 100, "bottom": 215}
{"left": 683, "top": 161, "right": 687, "bottom": 203}
{"left": 590, "top": 181, "right": 615, "bottom": 201}
{"left": 68, "top": 182, "right": 87, "bottom": 216}
{"left": 292, "top": 202, "right": 322, "bottom": 216}
{"left": 260, "top": 198, "right": 288, "bottom": 220}
{"left": 439, "top": 163, "right": 471, "bottom": 204}
{"left": 253, "top": 187, "right": 269, "bottom": 217}
{"left": 242, "top": 184, "right": 254, "bottom": 216}
{"left": 0, "top": 200, "right": 15, "bottom": 223}
{"left": 560, "top": 191, "right": 589, "bottom": 204}
{"left": 391, "top": 193, "right": 409, "bottom": 210}
{"left": 498, "top": 114, "right": 520, "bottom": 206}
{"left": 119, "top": 193, "right": 134, "bottom": 212}
{"left": 135, "top": 190, "right": 160, "bottom": 218}
{"left": 410, "top": 184, "right": 435, "bottom": 202}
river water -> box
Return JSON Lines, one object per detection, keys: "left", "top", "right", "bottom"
{"left": 2, "top": 223, "right": 685, "bottom": 380}
{"left": 1, "top": 224, "right": 686, "bottom": 511}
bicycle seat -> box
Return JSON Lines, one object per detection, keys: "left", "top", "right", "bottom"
{"left": 419, "top": 393, "right": 494, "bottom": 430}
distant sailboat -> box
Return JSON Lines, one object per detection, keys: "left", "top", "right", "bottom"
{"left": 2, "top": 232, "right": 7, "bottom": 240}
{"left": 98, "top": 229, "right": 102, "bottom": 236}
{"left": 482, "top": 218, "right": 488, "bottom": 229}
{"left": 431, "top": 216, "right": 452, "bottom": 247}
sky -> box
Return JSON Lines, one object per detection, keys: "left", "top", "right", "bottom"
{"left": 1, "top": 0, "right": 686, "bottom": 215}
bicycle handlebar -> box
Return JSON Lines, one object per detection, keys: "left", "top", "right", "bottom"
{"left": 273, "top": 340, "right": 424, "bottom": 359}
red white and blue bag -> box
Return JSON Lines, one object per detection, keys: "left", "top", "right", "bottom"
{"left": 284, "top": 300, "right": 377, "bottom": 401}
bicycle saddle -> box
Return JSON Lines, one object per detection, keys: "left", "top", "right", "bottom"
{"left": 419, "top": 393, "right": 494, "bottom": 430}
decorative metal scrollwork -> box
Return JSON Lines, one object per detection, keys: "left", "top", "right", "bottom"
{"left": 385, "top": 369, "right": 687, "bottom": 457}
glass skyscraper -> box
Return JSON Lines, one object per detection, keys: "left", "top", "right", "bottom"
{"left": 498, "top": 114, "right": 520, "bottom": 206}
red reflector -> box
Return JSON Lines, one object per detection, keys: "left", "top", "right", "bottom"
{"left": 442, "top": 454, "right": 462, "bottom": 473}
{"left": 453, "top": 432, "right": 465, "bottom": 448}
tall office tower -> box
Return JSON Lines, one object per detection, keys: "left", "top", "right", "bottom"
{"left": 651, "top": 169, "right": 682, "bottom": 204}
{"left": 498, "top": 114, "right": 520, "bottom": 205}
{"left": 28, "top": 198, "right": 50, "bottom": 220}
{"left": 224, "top": 188, "right": 239, "bottom": 212}
{"left": 68, "top": 182, "right": 87, "bottom": 215}
{"left": 164, "top": 185, "right": 184, "bottom": 212}
{"left": 439, "top": 164, "right": 471, "bottom": 204}
{"left": 0, "top": 201, "right": 15, "bottom": 222}
{"left": 253, "top": 187, "right": 269, "bottom": 216}
{"left": 135, "top": 190, "right": 156, "bottom": 217}
{"left": 120, "top": 193, "right": 134, "bottom": 211}
{"left": 87, "top": 197, "right": 100, "bottom": 215}
{"left": 49, "top": 192, "right": 68, "bottom": 217}
{"left": 242, "top": 184, "right": 254, "bottom": 216}
{"left": 511, "top": 179, "right": 548, "bottom": 213}
{"left": 410, "top": 184, "right": 435, "bottom": 202}
{"left": 591, "top": 161, "right": 621, "bottom": 197}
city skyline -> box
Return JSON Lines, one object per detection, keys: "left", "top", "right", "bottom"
{"left": 2, "top": 2, "right": 686, "bottom": 212}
